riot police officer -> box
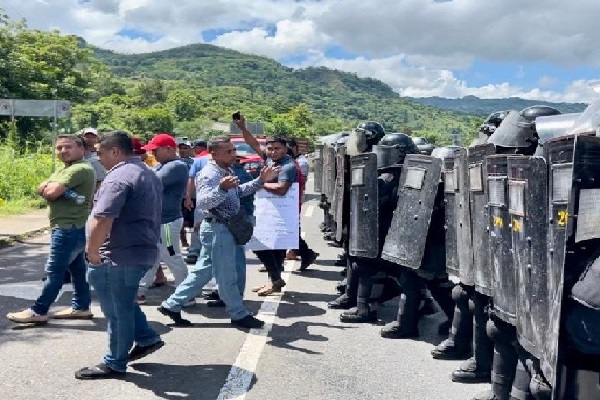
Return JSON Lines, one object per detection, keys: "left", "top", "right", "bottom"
{"left": 470, "top": 105, "right": 562, "bottom": 400}
{"left": 377, "top": 142, "right": 456, "bottom": 339}
{"left": 338, "top": 132, "right": 420, "bottom": 323}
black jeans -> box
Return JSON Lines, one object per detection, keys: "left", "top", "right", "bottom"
{"left": 254, "top": 250, "right": 285, "bottom": 282}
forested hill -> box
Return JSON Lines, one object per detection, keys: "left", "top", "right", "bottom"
{"left": 408, "top": 95, "right": 588, "bottom": 115}
{"left": 92, "top": 43, "right": 482, "bottom": 143}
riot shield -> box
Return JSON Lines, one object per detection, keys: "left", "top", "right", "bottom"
{"left": 348, "top": 153, "right": 379, "bottom": 258}
{"left": 334, "top": 147, "right": 349, "bottom": 242}
{"left": 313, "top": 144, "right": 324, "bottom": 193}
{"left": 443, "top": 153, "right": 460, "bottom": 280}
{"left": 544, "top": 135, "right": 600, "bottom": 393}
{"left": 373, "top": 145, "right": 401, "bottom": 169}
{"left": 323, "top": 145, "right": 336, "bottom": 200}
{"left": 486, "top": 154, "right": 516, "bottom": 325}
{"left": 382, "top": 154, "right": 443, "bottom": 270}
{"left": 455, "top": 148, "right": 475, "bottom": 285}
{"left": 469, "top": 143, "right": 496, "bottom": 296}
{"left": 508, "top": 155, "right": 548, "bottom": 360}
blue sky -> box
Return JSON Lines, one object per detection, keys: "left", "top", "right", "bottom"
{"left": 5, "top": 0, "right": 600, "bottom": 103}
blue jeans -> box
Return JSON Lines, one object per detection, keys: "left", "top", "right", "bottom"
{"left": 32, "top": 227, "right": 90, "bottom": 315}
{"left": 162, "top": 220, "right": 248, "bottom": 319}
{"left": 87, "top": 262, "right": 161, "bottom": 372}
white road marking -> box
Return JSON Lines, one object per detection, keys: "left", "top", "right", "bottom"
{"left": 304, "top": 204, "right": 315, "bottom": 218}
{"left": 217, "top": 252, "right": 299, "bottom": 399}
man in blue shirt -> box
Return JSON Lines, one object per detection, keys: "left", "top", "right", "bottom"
{"left": 76, "top": 131, "right": 164, "bottom": 379}
{"left": 136, "top": 134, "right": 190, "bottom": 304}
{"left": 158, "top": 137, "right": 279, "bottom": 329}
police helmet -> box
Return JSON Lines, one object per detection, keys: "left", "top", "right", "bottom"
{"left": 488, "top": 110, "right": 538, "bottom": 152}
{"left": 520, "top": 105, "right": 561, "bottom": 121}
{"left": 480, "top": 110, "right": 510, "bottom": 136}
{"left": 357, "top": 121, "right": 386, "bottom": 145}
{"left": 376, "top": 132, "right": 419, "bottom": 166}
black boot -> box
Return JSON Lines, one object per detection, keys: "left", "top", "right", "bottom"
{"left": 339, "top": 305, "right": 377, "bottom": 323}
{"left": 432, "top": 284, "right": 473, "bottom": 360}
{"left": 487, "top": 317, "right": 518, "bottom": 400}
{"left": 381, "top": 270, "right": 422, "bottom": 339}
{"left": 453, "top": 356, "right": 491, "bottom": 384}
{"left": 328, "top": 293, "right": 356, "bottom": 309}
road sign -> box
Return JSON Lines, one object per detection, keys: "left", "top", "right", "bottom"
{"left": 0, "top": 99, "right": 71, "bottom": 118}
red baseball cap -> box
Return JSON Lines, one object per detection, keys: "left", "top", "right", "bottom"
{"left": 142, "top": 133, "right": 177, "bottom": 151}
{"left": 131, "top": 137, "right": 146, "bottom": 155}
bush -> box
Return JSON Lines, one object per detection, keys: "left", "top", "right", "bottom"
{"left": 0, "top": 143, "right": 53, "bottom": 203}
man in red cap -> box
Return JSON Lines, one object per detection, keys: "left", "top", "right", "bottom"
{"left": 137, "top": 134, "right": 190, "bottom": 304}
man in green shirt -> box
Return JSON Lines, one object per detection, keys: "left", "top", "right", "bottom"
{"left": 7, "top": 135, "right": 95, "bottom": 324}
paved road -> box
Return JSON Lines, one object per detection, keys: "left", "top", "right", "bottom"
{"left": 0, "top": 179, "right": 487, "bottom": 400}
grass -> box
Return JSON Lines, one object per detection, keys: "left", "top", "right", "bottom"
{"left": 0, "top": 141, "right": 53, "bottom": 217}
{"left": 0, "top": 197, "right": 46, "bottom": 218}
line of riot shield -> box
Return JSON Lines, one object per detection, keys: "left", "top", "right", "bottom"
{"left": 439, "top": 148, "right": 461, "bottom": 280}
{"left": 507, "top": 155, "right": 548, "bottom": 360}
{"left": 348, "top": 153, "right": 379, "bottom": 258}
{"left": 334, "top": 146, "right": 350, "bottom": 243}
{"left": 468, "top": 143, "right": 496, "bottom": 296}
{"left": 544, "top": 135, "right": 600, "bottom": 394}
{"left": 313, "top": 144, "right": 324, "bottom": 193}
{"left": 381, "top": 154, "right": 443, "bottom": 270}
{"left": 454, "top": 147, "right": 475, "bottom": 285}
{"left": 486, "top": 154, "right": 516, "bottom": 325}
{"left": 323, "top": 145, "right": 336, "bottom": 201}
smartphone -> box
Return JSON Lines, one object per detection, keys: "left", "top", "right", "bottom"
{"left": 232, "top": 111, "right": 241, "bottom": 121}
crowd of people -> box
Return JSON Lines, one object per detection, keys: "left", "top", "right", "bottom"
{"left": 5, "top": 118, "right": 318, "bottom": 379}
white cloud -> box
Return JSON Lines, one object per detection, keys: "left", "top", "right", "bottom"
{"left": 212, "top": 20, "right": 330, "bottom": 59}
{"left": 302, "top": 54, "right": 600, "bottom": 103}
{"left": 3, "top": 0, "right": 600, "bottom": 102}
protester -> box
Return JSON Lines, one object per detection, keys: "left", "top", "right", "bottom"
{"left": 236, "top": 115, "right": 318, "bottom": 290}
{"left": 285, "top": 138, "right": 318, "bottom": 269}
{"left": 7, "top": 135, "right": 95, "bottom": 324}
{"left": 80, "top": 128, "right": 107, "bottom": 193}
{"left": 183, "top": 144, "right": 211, "bottom": 264}
{"left": 136, "top": 134, "right": 190, "bottom": 305}
{"left": 193, "top": 140, "right": 208, "bottom": 158}
{"left": 157, "top": 137, "right": 279, "bottom": 329}
{"left": 76, "top": 131, "right": 164, "bottom": 379}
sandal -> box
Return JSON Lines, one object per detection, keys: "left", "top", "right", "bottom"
{"left": 75, "top": 364, "right": 125, "bottom": 380}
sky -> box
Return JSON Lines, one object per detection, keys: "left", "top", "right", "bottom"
{"left": 4, "top": 0, "right": 600, "bottom": 103}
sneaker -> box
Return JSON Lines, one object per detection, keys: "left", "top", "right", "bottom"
{"left": 157, "top": 306, "right": 192, "bottom": 327}
{"left": 75, "top": 363, "right": 125, "bottom": 380}
{"left": 136, "top": 295, "right": 147, "bottom": 305}
{"left": 298, "top": 251, "right": 319, "bottom": 271}
{"left": 128, "top": 340, "right": 165, "bottom": 362}
{"left": 231, "top": 315, "right": 265, "bottom": 329}
{"left": 50, "top": 308, "right": 93, "bottom": 320}
{"left": 6, "top": 309, "right": 48, "bottom": 324}
{"left": 257, "top": 279, "right": 286, "bottom": 296}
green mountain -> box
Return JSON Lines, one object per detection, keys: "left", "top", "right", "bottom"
{"left": 408, "top": 95, "right": 588, "bottom": 116}
{"left": 92, "top": 44, "right": 482, "bottom": 144}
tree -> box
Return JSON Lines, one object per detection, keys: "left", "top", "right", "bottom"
{"left": 167, "top": 89, "right": 199, "bottom": 121}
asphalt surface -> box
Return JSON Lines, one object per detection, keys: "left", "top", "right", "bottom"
{"left": 0, "top": 179, "right": 488, "bottom": 400}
